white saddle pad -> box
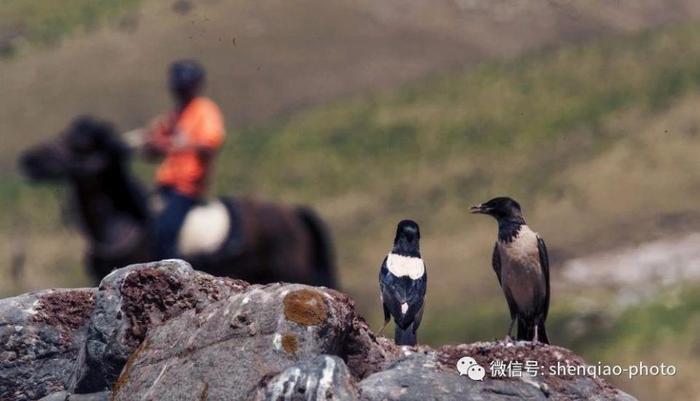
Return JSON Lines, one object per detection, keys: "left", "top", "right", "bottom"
{"left": 177, "top": 200, "right": 231, "bottom": 256}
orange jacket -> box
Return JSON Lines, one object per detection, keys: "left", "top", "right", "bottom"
{"left": 149, "top": 97, "right": 225, "bottom": 197}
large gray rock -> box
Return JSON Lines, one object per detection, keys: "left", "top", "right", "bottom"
{"left": 111, "top": 283, "right": 357, "bottom": 400}
{"left": 255, "top": 355, "right": 358, "bottom": 401}
{"left": 359, "top": 342, "right": 639, "bottom": 401}
{"left": 430, "top": 342, "right": 638, "bottom": 401}
{"left": 0, "top": 288, "right": 95, "bottom": 401}
{"left": 358, "top": 351, "right": 538, "bottom": 401}
{"left": 327, "top": 290, "right": 400, "bottom": 380}
{"left": 72, "top": 259, "right": 248, "bottom": 393}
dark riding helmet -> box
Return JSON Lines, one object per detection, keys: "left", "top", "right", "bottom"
{"left": 168, "top": 60, "right": 205, "bottom": 98}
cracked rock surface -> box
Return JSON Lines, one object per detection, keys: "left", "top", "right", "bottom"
{"left": 0, "top": 288, "right": 95, "bottom": 401}
{"left": 72, "top": 259, "right": 248, "bottom": 393}
{"left": 110, "top": 283, "right": 359, "bottom": 400}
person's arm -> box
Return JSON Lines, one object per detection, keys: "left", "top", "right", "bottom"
{"left": 142, "top": 116, "right": 172, "bottom": 161}
{"left": 144, "top": 143, "right": 166, "bottom": 160}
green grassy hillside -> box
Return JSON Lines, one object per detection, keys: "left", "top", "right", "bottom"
{"left": 222, "top": 24, "right": 700, "bottom": 199}
{"left": 217, "top": 22, "right": 700, "bottom": 303}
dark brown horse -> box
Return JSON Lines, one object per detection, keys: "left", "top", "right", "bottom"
{"left": 19, "top": 116, "right": 336, "bottom": 287}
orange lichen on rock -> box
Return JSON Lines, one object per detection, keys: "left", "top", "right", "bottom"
{"left": 283, "top": 289, "right": 328, "bottom": 326}
{"left": 281, "top": 332, "right": 299, "bottom": 354}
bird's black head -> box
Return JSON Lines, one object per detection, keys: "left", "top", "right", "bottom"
{"left": 393, "top": 219, "right": 421, "bottom": 257}
{"left": 470, "top": 197, "right": 525, "bottom": 223}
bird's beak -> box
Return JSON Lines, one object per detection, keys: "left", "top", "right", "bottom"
{"left": 470, "top": 204, "right": 487, "bottom": 214}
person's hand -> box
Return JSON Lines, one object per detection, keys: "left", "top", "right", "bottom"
{"left": 122, "top": 128, "right": 147, "bottom": 149}
{"left": 142, "top": 128, "right": 169, "bottom": 160}
{"left": 170, "top": 129, "right": 191, "bottom": 151}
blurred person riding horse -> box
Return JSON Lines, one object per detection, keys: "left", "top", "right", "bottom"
{"left": 19, "top": 61, "right": 336, "bottom": 288}
{"left": 143, "top": 60, "right": 225, "bottom": 260}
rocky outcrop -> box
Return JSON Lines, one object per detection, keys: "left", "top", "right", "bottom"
{"left": 0, "top": 261, "right": 638, "bottom": 401}
{"left": 436, "top": 343, "right": 638, "bottom": 401}
{"left": 357, "top": 343, "right": 638, "bottom": 401}
{"left": 109, "top": 279, "right": 636, "bottom": 401}
{"left": 0, "top": 288, "right": 95, "bottom": 401}
{"left": 72, "top": 259, "right": 248, "bottom": 393}
{"left": 0, "top": 260, "right": 247, "bottom": 401}
{"left": 110, "top": 284, "right": 359, "bottom": 400}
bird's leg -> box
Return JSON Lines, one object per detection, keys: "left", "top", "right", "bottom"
{"left": 377, "top": 316, "right": 390, "bottom": 335}
{"left": 504, "top": 317, "right": 516, "bottom": 342}
{"left": 377, "top": 303, "right": 391, "bottom": 335}
{"left": 532, "top": 321, "right": 540, "bottom": 345}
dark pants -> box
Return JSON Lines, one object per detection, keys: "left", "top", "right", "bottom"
{"left": 156, "top": 187, "right": 196, "bottom": 259}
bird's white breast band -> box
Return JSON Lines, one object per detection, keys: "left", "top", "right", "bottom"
{"left": 386, "top": 253, "right": 425, "bottom": 280}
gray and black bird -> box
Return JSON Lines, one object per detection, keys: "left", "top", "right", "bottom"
{"left": 378, "top": 219, "right": 427, "bottom": 346}
{"left": 471, "top": 197, "right": 550, "bottom": 344}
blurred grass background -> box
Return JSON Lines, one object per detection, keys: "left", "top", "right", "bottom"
{"left": 0, "top": 0, "right": 141, "bottom": 57}
{"left": 3, "top": 1, "right": 700, "bottom": 400}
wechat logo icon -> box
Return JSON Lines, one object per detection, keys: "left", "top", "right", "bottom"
{"left": 457, "top": 356, "right": 486, "bottom": 381}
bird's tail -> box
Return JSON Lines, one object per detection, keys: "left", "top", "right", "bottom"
{"left": 517, "top": 318, "right": 549, "bottom": 345}
{"left": 394, "top": 324, "right": 417, "bottom": 346}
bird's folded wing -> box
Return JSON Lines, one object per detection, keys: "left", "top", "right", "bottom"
{"left": 492, "top": 242, "right": 502, "bottom": 285}
{"left": 537, "top": 236, "right": 550, "bottom": 318}
{"left": 380, "top": 272, "right": 426, "bottom": 328}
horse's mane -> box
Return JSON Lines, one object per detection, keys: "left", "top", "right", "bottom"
{"left": 104, "top": 161, "right": 150, "bottom": 223}
{"left": 75, "top": 116, "right": 151, "bottom": 224}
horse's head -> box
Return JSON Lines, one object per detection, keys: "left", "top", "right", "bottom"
{"left": 19, "top": 116, "right": 130, "bottom": 182}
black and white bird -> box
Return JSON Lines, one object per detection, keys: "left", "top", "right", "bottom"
{"left": 470, "top": 197, "right": 550, "bottom": 344}
{"left": 378, "top": 219, "right": 427, "bottom": 346}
